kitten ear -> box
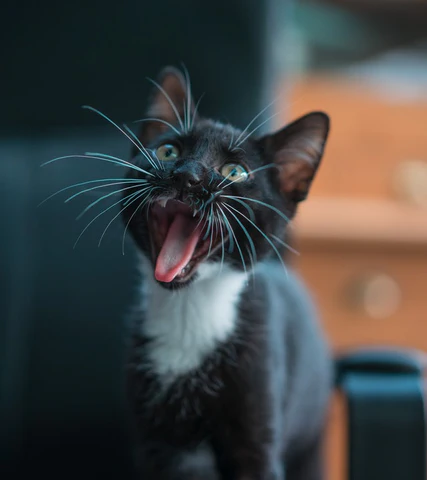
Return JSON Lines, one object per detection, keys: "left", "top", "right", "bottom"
{"left": 260, "top": 112, "right": 329, "bottom": 202}
{"left": 135, "top": 66, "right": 196, "bottom": 149}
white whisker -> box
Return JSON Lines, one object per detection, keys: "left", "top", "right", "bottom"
{"left": 228, "top": 130, "right": 235, "bottom": 151}
{"left": 122, "top": 187, "right": 159, "bottom": 255}
{"left": 42, "top": 153, "right": 155, "bottom": 178}
{"left": 223, "top": 163, "right": 277, "bottom": 189}
{"left": 235, "top": 112, "right": 280, "bottom": 148}
{"left": 98, "top": 189, "right": 152, "bottom": 247}
{"left": 81, "top": 106, "right": 158, "bottom": 163}
{"left": 222, "top": 195, "right": 290, "bottom": 224}
{"left": 233, "top": 97, "right": 279, "bottom": 148}
{"left": 65, "top": 180, "right": 147, "bottom": 204}
{"left": 133, "top": 117, "right": 181, "bottom": 136}
{"left": 73, "top": 188, "right": 147, "bottom": 248}
{"left": 146, "top": 77, "right": 185, "bottom": 132}
{"left": 217, "top": 204, "right": 247, "bottom": 276}
{"left": 191, "top": 93, "right": 204, "bottom": 130}
{"left": 181, "top": 64, "right": 192, "bottom": 133}
{"left": 221, "top": 203, "right": 257, "bottom": 271}
{"left": 223, "top": 202, "right": 287, "bottom": 276}
{"left": 38, "top": 177, "right": 146, "bottom": 207}
{"left": 76, "top": 184, "right": 151, "bottom": 220}
{"left": 123, "top": 123, "right": 162, "bottom": 170}
{"left": 270, "top": 234, "right": 300, "bottom": 256}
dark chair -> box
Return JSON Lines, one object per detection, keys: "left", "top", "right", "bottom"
{"left": 1, "top": 1, "right": 284, "bottom": 478}
{"left": 336, "top": 348, "right": 427, "bottom": 480}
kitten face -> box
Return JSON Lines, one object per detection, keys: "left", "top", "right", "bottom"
{"left": 122, "top": 67, "right": 329, "bottom": 289}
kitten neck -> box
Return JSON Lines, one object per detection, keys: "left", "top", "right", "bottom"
{"left": 139, "top": 257, "right": 249, "bottom": 379}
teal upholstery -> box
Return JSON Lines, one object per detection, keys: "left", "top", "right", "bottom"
{"left": 1, "top": 1, "right": 282, "bottom": 477}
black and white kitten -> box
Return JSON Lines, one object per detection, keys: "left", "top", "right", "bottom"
{"left": 123, "top": 67, "right": 332, "bottom": 480}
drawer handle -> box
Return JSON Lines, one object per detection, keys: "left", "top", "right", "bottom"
{"left": 393, "top": 160, "right": 427, "bottom": 208}
{"left": 346, "top": 273, "right": 402, "bottom": 320}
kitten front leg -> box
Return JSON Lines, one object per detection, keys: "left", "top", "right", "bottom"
{"left": 209, "top": 351, "right": 287, "bottom": 480}
{"left": 134, "top": 442, "right": 220, "bottom": 480}
{"left": 286, "top": 435, "right": 325, "bottom": 480}
{"left": 211, "top": 418, "right": 285, "bottom": 480}
{"left": 133, "top": 442, "right": 182, "bottom": 480}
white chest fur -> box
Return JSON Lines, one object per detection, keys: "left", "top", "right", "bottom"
{"left": 140, "top": 263, "right": 248, "bottom": 380}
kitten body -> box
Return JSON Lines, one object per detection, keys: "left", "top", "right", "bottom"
{"left": 128, "top": 261, "right": 330, "bottom": 480}
{"left": 124, "top": 67, "right": 332, "bottom": 480}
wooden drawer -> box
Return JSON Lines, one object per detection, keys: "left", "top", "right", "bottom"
{"left": 294, "top": 245, "right": 427, "bottom": 351}
{"left": 292, "top": 197, "right": 427, "bottom": 351}
{"left": 277, "top": 76, "right": 427, "bottom": 205}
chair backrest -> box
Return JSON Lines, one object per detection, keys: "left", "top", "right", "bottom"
{"left": 1, "top": 1, "right": 284, "bottom": 477}
{"left": 0, "top": 129, "right": 137, "bottom": 477}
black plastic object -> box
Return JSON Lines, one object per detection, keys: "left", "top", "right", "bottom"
{"left": 336, "top": 348, "right": 427, "bottom": 480}
{"left": 1, "top": 1, "right": 286, "bottom": 478}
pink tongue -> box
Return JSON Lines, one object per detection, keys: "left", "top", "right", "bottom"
{"left": 155, "top": 214, "right": 202, "bottom": 283}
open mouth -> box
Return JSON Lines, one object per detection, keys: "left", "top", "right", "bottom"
{"left": 149, "top": 199, "right": 224, "bottom": 284}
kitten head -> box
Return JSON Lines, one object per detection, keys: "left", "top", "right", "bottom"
{"left": 122, "top": 67, "right": 329, "bottom": 289}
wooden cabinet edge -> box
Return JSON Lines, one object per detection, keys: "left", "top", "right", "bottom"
{"left": 293, "top": 197, "right": 427, "bottom": 248}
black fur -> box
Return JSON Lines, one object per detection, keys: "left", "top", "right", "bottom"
{"left": 123, "top": 67, "right": 332, "bottom": 480}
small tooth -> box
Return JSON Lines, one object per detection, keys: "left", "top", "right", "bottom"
{"left": 158, "top": 198, "right": 169, "bottom": 208}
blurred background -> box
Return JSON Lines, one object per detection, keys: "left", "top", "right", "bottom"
{"left": 278, "top": 2, "right": 427, "bottom": 478}
{"left": 1, "top": 1, "right": 427, "bottom": 479}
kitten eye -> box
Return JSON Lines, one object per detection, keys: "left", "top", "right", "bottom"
{"left": 156, "top": 144, "right": 180, "bottom": 161}
{"left": 220, "top": 163, "right": 249, "bottom": 183}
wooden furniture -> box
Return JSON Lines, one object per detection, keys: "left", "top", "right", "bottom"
{"left": 279, "top": 75, "right": 427, "bottom": 480}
